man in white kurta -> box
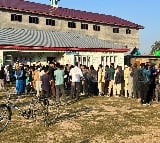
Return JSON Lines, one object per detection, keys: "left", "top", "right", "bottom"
{"left": 69, "top": 62, "right": 83, "bottom": 100}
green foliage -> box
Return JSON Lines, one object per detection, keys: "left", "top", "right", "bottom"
{"left": 150, "top": 41, "right": 160, "bottom": 55}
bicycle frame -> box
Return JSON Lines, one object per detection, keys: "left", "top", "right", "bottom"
{"left": 0, "top": 92, "right": 51, "bottom": 132}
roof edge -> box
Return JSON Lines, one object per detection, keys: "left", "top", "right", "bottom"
{"left": 0, "top": 45, "right": 129, "bottom": 53}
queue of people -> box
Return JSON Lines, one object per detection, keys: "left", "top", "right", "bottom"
{"left": 0, "top": 60, "right": 160, "bottom": 106}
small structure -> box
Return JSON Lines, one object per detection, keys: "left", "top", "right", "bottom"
{"left": 130, "top": 47, "right": 141, "bottom": 56}
{"left": 125, "top": 55, "right": 160, "bottom": 67}
{"left": 50, "top": 0, "right": 60, "bottom": 8}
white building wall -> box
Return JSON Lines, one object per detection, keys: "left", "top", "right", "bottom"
{"left": 73, "top": 52, "right": 124, "bottom": 69}
{"left": 0, "top": 50, "right": 3, "bottom": 68}
{"left": 3, "top": 50, "right": 125, "bottom": 69}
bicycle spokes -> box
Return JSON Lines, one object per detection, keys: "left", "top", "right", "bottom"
{"left": 0, "top": 105, "right": 11, "bottom": 132}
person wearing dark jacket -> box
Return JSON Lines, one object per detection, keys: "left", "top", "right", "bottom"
{"left": 41, "top": 67, "right": 52, "bottom": 98}
{"left": 147, "top": 63, "right": 157, "bottom": 103}
{"left": 48, "top": 62, "right": 56, "bottom": 97}
{"left": 138, "top": 64, "right": 150, "bottom": 105}
{"left": 113, "top": 66, "right": 124, "bottom": 97}
{"left": 104, "top": 65, "right": 110, "bottom": 96}
{"left": 130, "top": 63, "right": 150, "bottom": 105}
{"left": 88, "top": 65, "right": 98, "bottom": 96}
{"left": 108, "top": 63, "right": 115, "bottom": 96}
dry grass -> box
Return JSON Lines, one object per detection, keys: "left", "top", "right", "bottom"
{"left": 1, "top": 93, "right": 160, "bottom": 143}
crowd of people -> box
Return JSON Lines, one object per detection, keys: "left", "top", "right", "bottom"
{"left": 0, "top": 60, "right": 159, "bottom": 106}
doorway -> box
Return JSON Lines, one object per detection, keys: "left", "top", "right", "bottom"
{"left": 47, "top": 57, "right": 56, "bottom": 63}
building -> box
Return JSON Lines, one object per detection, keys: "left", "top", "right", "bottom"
{"left": 125, "top": 55, "right": 160, "bottom": 67}
{"left": 0, "top": 0, "right": 144, "bottom": 69}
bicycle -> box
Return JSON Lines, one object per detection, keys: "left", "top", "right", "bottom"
{"left": 0, "top": 89, "right": 60, "bottom": 132}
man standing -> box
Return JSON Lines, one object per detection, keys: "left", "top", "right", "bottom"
{"left": 108, "top": 63, "right": 115, "bottom": 96}
{"left": 41, "top": 67, "right": 52, "bottom": 98}
{"left": 81, "top": 65, "right": 89, "bottom": 96}
{"left": 128, "top": 66, "right": 133, "bottom": 98}
{"left": 33, "top": 66, "right": 41, "bottom": 97}
{"left": 97, "top": 64, "right": 105, "bottom": 96}
{"left": 148, "top": 63, "right": 157, "bottom": 102}
{"left": 0, "top": 66, "right": 5, "bottom": 91}
{"left": 104, "top": 65, "right": 110, "bottom": 96}
{"left": 69, "top": 62, "right": 83, "bottom": 100}
{"left": 124, "top": 65, "right": 129, "bottom": 97}
{"left": 130, "top": 63, "right": 139, "bottom": 99}
{"left": 113, "top": 66, "right": 124, "bottom": 97}
{"left": 14, "top": 65, "right": 24, "bottom": 95}
{"left": 88, "top": 65, "right": 98, "bottom": 96}
{"left": 139, "top": 64, "right": 150, "bottom": 105}
{"left": 48, "top": 62, "right": 56, "bottom": 98}
{"left": 54, "top": 63, "right": 66, "bottom": 105}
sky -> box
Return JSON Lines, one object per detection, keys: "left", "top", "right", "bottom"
{"left": 29, "top": 0, "right": 160, "bottom": 54}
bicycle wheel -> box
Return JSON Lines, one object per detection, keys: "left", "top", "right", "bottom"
{"left": 0, "top": 104, "right": 12, "bottom": 132}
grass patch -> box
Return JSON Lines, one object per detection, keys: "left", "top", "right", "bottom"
{"left": 1, "top": 94, "right": 160, "bottom": 142}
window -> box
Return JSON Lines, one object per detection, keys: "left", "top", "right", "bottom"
{"left": 82, "top": 56, "right": 87, "bottom": 65}
{"left": 46, "top": 19, "right": 55, "bottom": 26}
{"left": 113, "top": 28, "right": 119, "bottom": 33}
{"left": 126, "top": 28, "right": 131, "bottom": 34}
{"left": 68, "top": 22, "right": 76, "bottom": 28}
{"left": 81, "top": 23, "right": 88, "bottom": 30}
{"left": 29, "top": 16, "right": 39, "bottom": 24}
{"left": 93, "top": 25, "right": 100, "bottom": 31}
{"left": 11, "top": 14, "right": 22, "bottom": 22}
{"left": 74, "top": 56, "right": 91, "bottom": 66}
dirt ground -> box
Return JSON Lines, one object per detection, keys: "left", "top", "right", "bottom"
{"left": 1, "top": 94, "right": 160, "bottom": 143}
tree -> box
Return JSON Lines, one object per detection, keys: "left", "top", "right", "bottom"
{"left": 150, "top": 41, "right": 160, "bottom": 55}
